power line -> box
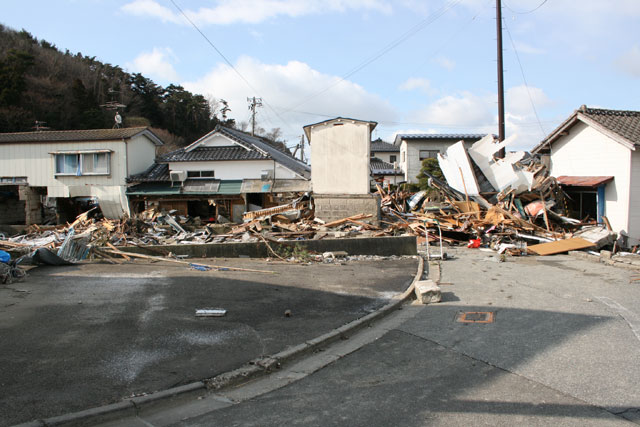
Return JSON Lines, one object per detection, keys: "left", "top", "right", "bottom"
{"left": 503, "top": 0, "right": 548, "bottom": 15}
{"left": 503, "top": 19, "right": 546, "bottom": 137}
{"left": 169, "top": 0, "right": 299, "bottom": 137}
{"left": 282, "top": 0, "right": 465, "bottom": 113}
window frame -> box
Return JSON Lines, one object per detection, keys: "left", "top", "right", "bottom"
{"left": 187, "top": 170, "right": 215, "bottom": 179}
{"left": 419, "top": 150, "right": 440, "bottom": 160}
{"left": 53, "top": 151, "right": 111, "bottom": 177}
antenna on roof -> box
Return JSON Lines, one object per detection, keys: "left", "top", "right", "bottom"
{"left": 32, "top": 120, "right": 50, "bottom": 132}
{"left": 101, "top": 88, "right": 127, "bottom": 128}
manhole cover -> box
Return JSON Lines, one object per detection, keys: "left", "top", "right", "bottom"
{"left": 456, "top": 311, "right": 495, "bottom": 323}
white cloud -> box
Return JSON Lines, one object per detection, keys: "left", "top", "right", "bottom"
{"left": 399, "top": 78, "right": 432, "bottom": 94}
{"left": 121, "top": 0, "right": 182, "bottom": 24}
{"left": 404, "top": 85, "right": 553, "bottom": 151}
{"left": 433, "top": 56, "right": 455, "bottom": 71}
{"left": 121, "top": 0, "right": 392, "bottom": 25}
{"left": 616, "top": 45, "right": 640, "bottom": 78}
{"left": 183, "top": 56, "right": 397, "bottom": 139}
{"left": 126, "top": 48, "right": 180, "bottom": 83}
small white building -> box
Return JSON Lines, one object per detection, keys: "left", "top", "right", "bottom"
{"left": 393, "top": 133, "right": 485, "bottom": 183}
{"left": 531, "top": 106, "right": 640, "bottom": 247}
{"left": 370, "top": 139, "right": 399, "bottom": 165}
{"left": 0, "top": 127, "right": 162, "bottom": 223}
{"left": 304, "top": 117, "right": 380, "bottom": 223}
{"left": 305, "top": 117, "right": 376, "bottom": 195}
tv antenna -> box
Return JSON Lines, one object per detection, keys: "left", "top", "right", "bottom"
{"left": 101, "top": 88, "right": 127, "bottom": 129}
{"left": 32, "top": 120, "right": 50, "bottom": 131}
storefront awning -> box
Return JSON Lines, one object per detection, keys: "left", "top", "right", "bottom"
{"left": 556, "top": 176, "right": 614, "bottom": 187}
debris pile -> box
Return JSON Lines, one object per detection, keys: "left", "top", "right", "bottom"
{"left": 375, "top": 134, "right": 619, "bottom": 256}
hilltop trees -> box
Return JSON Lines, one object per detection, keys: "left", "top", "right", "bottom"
{"left": 0, "top": 24, "right": 234, "bottom": 146}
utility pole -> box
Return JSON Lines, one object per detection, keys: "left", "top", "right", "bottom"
{"left": 496, "top": 0, "right": 506, "bottom": 158}
{"left": 299, "top": 135, "right": 305, "bottom": 162}
{"left": 247, "top": 96, "right": 262, "bottom": 136}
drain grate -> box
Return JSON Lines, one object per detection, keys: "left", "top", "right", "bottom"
{"left": 456, "top": 311, "right": 495, "bottom": 323}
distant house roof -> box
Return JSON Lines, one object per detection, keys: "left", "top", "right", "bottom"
{"left": 0, "top": 127, "right": 164, "bottom": 145}
{"left": 370, "top": 139, "right": 399, "bottom": 153}
{"left": 393, "top": 133, "right": 487, "bottom": 146}
{"left": 370, "top": 157, "right": 402, "bottom": 176}
{"left": 532, "top": 106, "right": 640, "bottom": 154}
{"left": 151, "top": 125, "right": 310, "bottom": 180}
{"left": 159, "top": 146, "right": 270, "bottom": 162}
{"left": 303, "top": 117, "right": 378, "bottom": 142}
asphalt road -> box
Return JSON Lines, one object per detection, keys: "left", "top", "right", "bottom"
{"left": 0, "top": 256, "right": 418, "bottom": 426}
{"left": 105, "top": 247, "right": 640, "bottom": 427}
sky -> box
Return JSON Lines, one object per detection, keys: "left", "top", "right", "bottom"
{"left": 2, "top": 0, "right": 640, "bottom": 152}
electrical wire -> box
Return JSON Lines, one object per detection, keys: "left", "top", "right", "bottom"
{"left": 281, "top": 0, "right": 465, "bottom": 113}
{"left": 503, "top": 0, "right": 548, "bottom": 15}
{"left": 169, "top": 0, "right": 300, "bottom": 139}
{"left": 503, "top": 19, "right": 546, "bottom": 137}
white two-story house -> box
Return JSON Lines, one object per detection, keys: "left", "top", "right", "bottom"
{"left": 0, "top": 127, "right": 162, "bottom": 224}
{"left": 127, "top": 125, "right": 310, "bottom": 222}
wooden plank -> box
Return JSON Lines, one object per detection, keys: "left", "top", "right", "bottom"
{"left": 528, "top": 238, "right": 595, "bottom": 256}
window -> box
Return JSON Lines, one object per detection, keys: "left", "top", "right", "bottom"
{"left": 419, "top": 150, "right": 439, "bottom": 160}
{"left": 389, "top": 155, "right": 397, "bottom": 163}
{"left": 55, "top": 152, "right": 110, "bottom": 176}
{"left": 187, "top": 170, "right": 215, "bottom": 178}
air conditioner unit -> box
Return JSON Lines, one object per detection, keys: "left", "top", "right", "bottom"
{"left": 170, "top": 170, "right": 187, "bottom": 182}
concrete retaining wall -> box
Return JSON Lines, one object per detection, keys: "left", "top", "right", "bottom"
{"left": 120, "top": 236, "right": 417, "bottom": 259}
{"left": 313, "top": 193, "right": 381, "bottom": 224}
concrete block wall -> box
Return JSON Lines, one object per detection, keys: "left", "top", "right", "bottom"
{"left": 18, "top": 186, "right": 43, "bottom": 225}
{"left": 313, "top": 193, "right": 381, "bottom": 224}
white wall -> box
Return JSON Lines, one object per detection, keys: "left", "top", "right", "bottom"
{"left": 194, "top": 134, "right": 239, "bottom": 148}
{"left": 310, "top": 120, "right": 371, "bottom": 194}
{"left": 401, "top": 139, "right": 473, "bottom": 183}
{"left": 371, "top": 152, "right": 398, "bottom": 164}
{"left": 126, "top": 135, "right": 158, "bottom": 175}
{"left": 628, "top": 149, "right": 640, "bottom": 245}
{"left": 0, "top": 138, "right": 153, "bottom": 218}
{"left": 549, "top": 121, "right": 632, "bottom": 240}
{"left": 168, "top": 159, "right": 298, "bottom": 180}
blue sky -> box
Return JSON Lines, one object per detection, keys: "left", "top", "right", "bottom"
{"left": 3, "top": 0, "right": 639, "bottom": 151}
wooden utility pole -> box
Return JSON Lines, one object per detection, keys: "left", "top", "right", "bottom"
{"left": 496, "top": 0, "right": 506, "bottom": 158}
{"left": 247, "top": 96, "right": 262, "bottom": 136}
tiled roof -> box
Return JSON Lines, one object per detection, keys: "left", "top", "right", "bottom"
{"left": 128, "top": 163, "right": 170, "bottom": 182}
{"left": 370, "top": 157, "right": 402, "bottom": 175}
{"left": 393, "top": 133, "right": 487, "bottom": 146}
{"left": 215, "top": 126, "right": 310, "bottom": 178}
{"left": 159, "top": 146, "right": 269, "bottom": 162}
{"left": 0, "top": 127, "right": 163, "bottom": 145}
{"left": 532, "top": 106, "right": 640, "bottom": 154}
{"left": 581, "top": 108, "right": 640, "bottom": 146}
{"left": 370, "top": 139, "right": 399, "bottom": 152}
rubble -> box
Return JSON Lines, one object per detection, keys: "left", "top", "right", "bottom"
{"left": 0, "top": 135, "right": 629, "bottom": 266}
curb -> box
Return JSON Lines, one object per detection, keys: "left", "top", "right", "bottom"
{"left": 569, "top": 250, "right": 640, "bottom": 271}
{"left": 18, "top": 256, "right": 425, "bottom": 427}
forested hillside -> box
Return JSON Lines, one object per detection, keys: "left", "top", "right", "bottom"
{"left": 0, "top": 24, "right": 234, "bottom": 147}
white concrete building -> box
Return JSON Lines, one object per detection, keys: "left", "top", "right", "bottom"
{"left": 305, "top": 117, "right": 376, "bottom": 195}
{"left": 393, "top": 133, "right": 485, "bottom": 184}
{"left": 0, "top": 127, "right": 162, "bottom": 223}
{"left": 531, "top": 106, "right": 640, "bottom": 247}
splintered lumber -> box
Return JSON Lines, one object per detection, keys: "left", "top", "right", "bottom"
{"left": 322, "top": 214, "right": 372, "bottom": 228}
{"left": 101, "top": 248, "right": 276, "bottom": 274}
{"left": 528, "top": 238, "right": 595, "bottom": 256}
